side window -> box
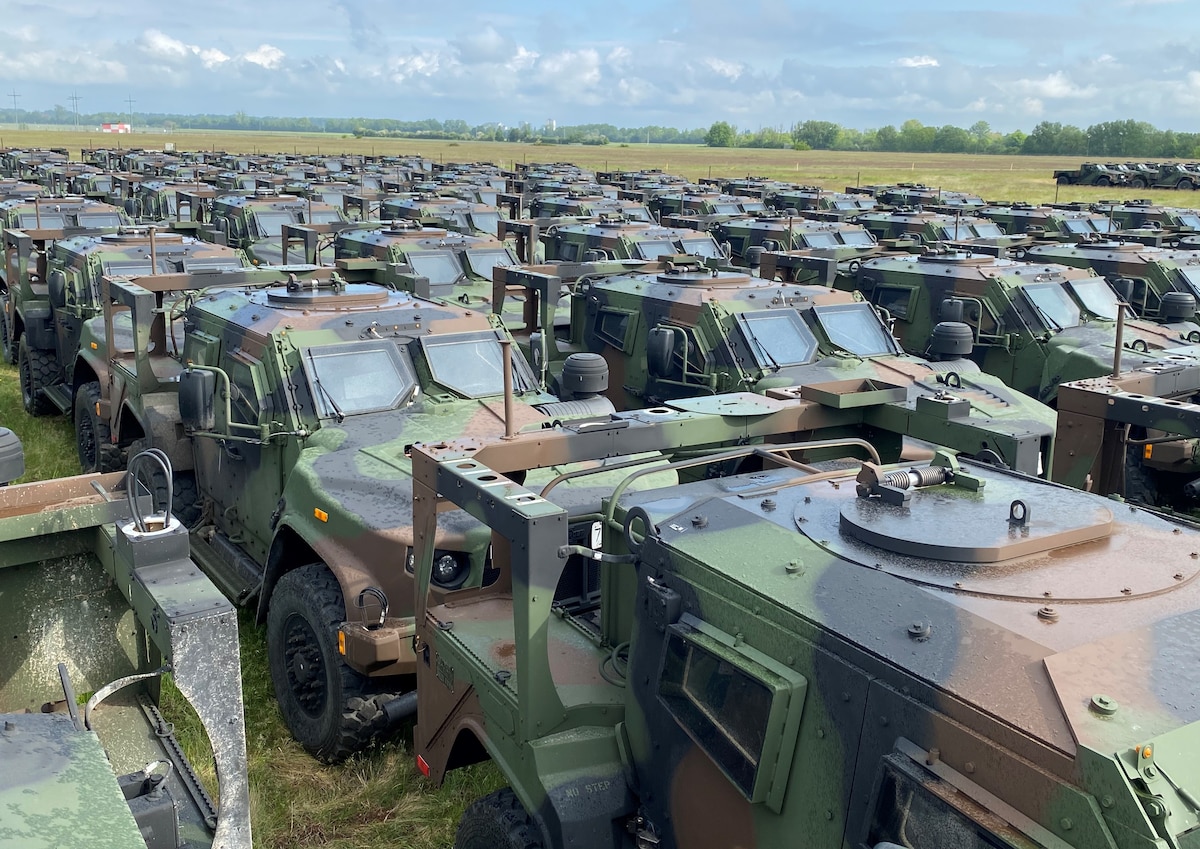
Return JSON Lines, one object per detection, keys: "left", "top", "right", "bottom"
{"left": 874, "top": 285, "right": 915, "bottom": 320}
{"left": 228, "top": 353, "right": 273, "bottom": 424}
{"left": 558, "top": 240, "right": 579, "bottom": 262}
{"left": 595, "top": 307, "right": 636, "bottom": 352}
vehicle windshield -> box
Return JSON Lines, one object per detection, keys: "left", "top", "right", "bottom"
{"left": 678, "top": 237, "right": 722, "bottom": 258}
{"left": 91, "top": 177, "right": 112, "bottom": 192}
{"left": 302, "top": 341, "right": 416, "bottom": 419}
{"left": 937, "top": 224, "right": 974, "bottom": 240}
{"left": 468, "top": 211, "right": 501, "bottom": 236}
{"left": 741, "top": 201, "right": 766, "bottom": 213}
{"left": 475, "top": 190, "right": 498, "bottom": 206}
{"left": 840, "top": 230, "right": 875, "bottom": 245}
{"left": 624, "top": 206, "right": 654, "bottom": 222}
{"left": 808, "top": 302, "right": 900, "bottom": 356}
{"left": 736, "top": 311, "right": 819, "bottom": 368}
{"left": 1021, "top": 283, "right": 1080, "bottom": 330}
{"left": 1067, "top": 278, "right": 1124, "bottom": 320}
{"left": 803, "top": 232, "right": 838, "bottom": 248}
{"left": 183, "top": 257, "right": 246, "bottom": 272}
{"left": 75, "top": 213, "right": 125, "bottom": 227}
{"left": 438, "top": 212, "right": 470, "bottom": 228}
{"left": 103, "top": 260, "right": 174, "bottom": 275}
{"left": 1178, "top": 215, "right": 1200, "bottom": 229}
{"left": 252, "top": 210, "right": 299, "bottom": 237}
{"left": 17, "top": 213, "right": 66, "bottom": 228}
{"left": 308, "top": 209, "right": 344, "bottom": 225}
{"left": 711, "top": 203, "right": 742, "bottom": 215}
{"left": 973, "top": 222, "right": 1004, "bottom": 237}
{"left": 1176, "top": 268, "right": 1200, "bottom": 300}
{"left": 464, "top": 247, "right": 518, "bottom": 280}
{"left": 407, "top": 251, "right": 465, "bottom": 285}
{"left": 421, "top": 330, "right": 533, "bottom": 398}
{"left": 637, "top": 240, "right": 677, "bottom": 260}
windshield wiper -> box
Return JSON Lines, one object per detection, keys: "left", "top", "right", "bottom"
{"left": 741, "top": 320, "right": 782, "bottom": 373}
{"left": 306, "top": 349, "right": 345, "bottom": 423}
{"left": 1023, "top": 293, "right": 1063, "bottom": 332}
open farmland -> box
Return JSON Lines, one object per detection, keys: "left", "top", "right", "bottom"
{"left": 3, "top": 127, "right": 1197, "bottom": 204}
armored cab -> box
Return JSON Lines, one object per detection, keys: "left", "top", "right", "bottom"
{"left": 531, "top": 217, "right": 724, "bottom": 263}
{"left": 379, "top": 194, "right": 504, "bottom": 239}
{"left": 853, "top": 251, "right": 1200, "bottom": 403}
{"left": 856, "top": 209, "right": 1032, "bottom": 255}
{"left": 203, "top": 191, "right": 347, "bottom": 264}
{"left": 977, "top": 204, "right": 1126, "bottom": 243}
{"left": 411, "top": 405, "right": 1200, "bottom": 849}
{"left": 1027, "top": 242, "right": 1200, "bottom": 326}
{"left": 497, "top": 258, "right": 1056, "bottom": 476}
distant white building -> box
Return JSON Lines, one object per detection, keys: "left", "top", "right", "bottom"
{"left": 101, "top": 122, "right": 130, "bottom": 133}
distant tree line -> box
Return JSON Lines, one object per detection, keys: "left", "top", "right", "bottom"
{"left": 706, "top": 118, "right": 1200, "bottom": 158}
{"left": 7, "top": 104, "right": 1199, "bottom": 158}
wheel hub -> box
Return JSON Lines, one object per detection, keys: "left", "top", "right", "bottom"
{"left": 283, "top": 615, "right": 327, "bottom": 717}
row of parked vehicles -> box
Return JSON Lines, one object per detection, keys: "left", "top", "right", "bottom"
{"left": 1053, "top": 161, "right": 1200, "bottom": 190}
{"left": 7, "top": 145, "right": 1200, "bottom": 849}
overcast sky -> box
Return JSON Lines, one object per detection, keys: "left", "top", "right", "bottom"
{"left": 1, "top": 0, "right": 1196, "bottom": 133}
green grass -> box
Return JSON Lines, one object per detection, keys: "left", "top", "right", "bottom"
{"left": 0, "top": 361, "right": 76, "bottom": 481}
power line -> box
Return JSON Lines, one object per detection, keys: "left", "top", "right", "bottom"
{"left": 125, "top": 95, "right": 135, "bottom": 133}
{"left": 68, "top": 92, "right": 81, "bottom": 129}
{"left": 8, "top": 90, "right": 18, "bottom": 128}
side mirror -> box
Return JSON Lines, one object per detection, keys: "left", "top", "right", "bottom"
{"left": 647, "top": 326, "right": 674, "bottom": 378}
{"left": 47, "top": 269, "right": 67, "bottom": 310}
{"left": 938, "top": 298, "right": 965, "bottom": 323}
{"left": 179, "top": 369, "right": 216, "bottom": 432}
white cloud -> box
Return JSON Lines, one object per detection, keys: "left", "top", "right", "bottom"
{"left": 896, "top": 55, "right": 939, "bottom": 68}
{"left": 506, "top": 45, "right": 539, "bottom": 72}
{"left": 139, "top": 29, "right": 229, "bottom": 69}
{"left": 705, "top": 58, "right": 743, "bottom": 80}
{"left": 243, "top": 44, "right": 285, "bottom": 70}
{"left": 1013, "top": 71, "right": 1097, "bottom": 99}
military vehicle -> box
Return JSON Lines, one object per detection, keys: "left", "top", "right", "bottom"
{"left": 497, "top": 258, "right": 1056, "bottom": 475}
{"left": 855, "top": 209, "right": 1032, "bottom": 254}
{"left": 650, "top": 191, "right": 768, "bottom": 219}
{"left": 769, "top": 187, "right": 878, "bottom": 220}
{"left": 124, "top": 181, "right": 217, "bottom": 224}
{"left": 102, "top": 265, "right": 666, "bottom": 761}
{"left": 199, "top": 191, "right": 348, "bottom": 264}
{"left": 504, "top": 217, "right": 725, "bottom": 264}
{"left": 853, "top": 251, "right": 1200, "bottom": 403}
{"left": 694, "top": 215, "right": 882, "bottom": 268}
{"left": 10, "top": 229, "right": 248, "bottom": 417}
{"left": 1026, "top": 241, "right": 1200, "bottom": 325}
{"left": 0, "top": 196, "right": 130, "bottom": 232}
{"left": 976, "top": 204, "right": 1124, "bottom": 243}
{"left": 409, "top": 396, "right": 1200, "bottom": 849}
{"left": 0, "top": 442, "right": 250, "bottom": 848}
{"left": 524, "top": 193, "right": 654, "bottom": 223}
{"left": 380, "top": 195, "right": 504, "bottom": 238}
{"left": 1052, "top": 162, "right": 1131, "bottom": 186}
{"left": 1139, "top": 163, "right": 1200, "bottom": 191}
{"left": 1092, "top": 199, "right": 1200, "bottom": 235}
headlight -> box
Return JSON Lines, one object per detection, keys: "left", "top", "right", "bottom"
{"left": 431, "top": 550, "right": 470, "bottom": 588}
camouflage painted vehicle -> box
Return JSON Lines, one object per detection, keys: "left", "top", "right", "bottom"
{"left": 12, "top": 229, "right": 248, "bottom": 417}
{"left": 524, "top": 193, "right": 654, "bottom": 222}
{"left": 700, "top": 215, "right": 881, "bottom": 267}
{"left": 1139, "top": 163, "right": 1200, "bottom": 191}
{"left": 497, "top": 258, "right": 1056, "bottom": 475}
{"left": 769, "top": 187, "right": 878, "bottom": 220}
{"left": 651, "top": 191, "right": 767, "bottom": 219}
{"left": 507, "top": 217, "right": 725, "bottom": 264}
{"left": 0, "top": 177, "right": 46, "bottom": 202}
{"left": 855, "top": 209, "right": 1033, "bottom": 254}
{"left": 1053, "top": 162, "right": 1130, "bottom": 186}
{"left": 976, "top": 204, "right": 1125, "bottom": 243}
{"left": 107, "top": 266, "right": 662, "bottom": 761}
{"left": 0, "top": 196, "right": 130, "bottom": 232}
{"left": 853, "top": 251, "right": 1200, "bottom": 402}
{"left": 380, "top": 194, "right": 504, "bottom": 238}
{"left": 1093, "top": 200, "right": 1200, "bottom": 235}
{"left": 1026, "top": 241, "right": 1200, "bottom": 325}
{"left": 124, "top": 180, "right": 216, "bottom": 224}
{"left": 201, "top": 191, "right": 348, "bottom": 264}
{"left": 0, "top": 444, "right": 250, "bottom": 848}
{"left": 411, "top": 399, "right": 1200, "bottom": 849}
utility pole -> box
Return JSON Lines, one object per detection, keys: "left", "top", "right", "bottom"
{"left": 68, "top": 92, "right": 81, "bottom": 129}
{"left": 8, "top": 91, "right": 19, "bottom": 129}
{"left": 125, "top": 95, "right": 135, "bottom": 133}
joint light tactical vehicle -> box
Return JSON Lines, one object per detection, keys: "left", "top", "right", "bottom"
{"left": 496, "top": 258, "right": 1056, "bottom": 475}
{"left": 409, "top": 399, "right": 1200, "bottom": 849}
{"left": 100, "top": 264, "right": 667, "bottom": 761}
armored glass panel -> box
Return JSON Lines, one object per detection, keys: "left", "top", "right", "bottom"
{"left": 1021, "top": 283, "right": 1081, "bottom": 330}
{"left": 737, "top": 312, "right": 819, "bottom": 367}
{"left": 408, "top": 252, "right": 465, "bottom": 286}
{"left": 302, "top": 341, "right": 416, "bottom": 418}
{"left": 972, "top": 222, "right": 1004, "bottom": 237}
{"left": 422, "top": 331, "right": 532, "bottom": 398}
{"left": 1177, "top": 215, "right": 1200, "bottom": 229}
{"left": 75, "top": 213, "right": 124, "bottom": 227}
{"left": 252, "top": 211, "right": 298, "bottom": 237}
{"left": 679, "top": 237, "right": 722, "bottom": 258}
{"left": 183, "top": 258, "right": 246, "bottom": 272}
{"left": 1177, "top": 268, "right": 1200, "bottom": 300}
{"left": 741, "top": 202, "right": 766, "bottom": 213}
{"left": 1093, "top": 217, "right": 1117, "bottom": 233}
{"left": 596, "top": 309, "right": 633, "bottom": 349}
{"left": 17, "top": 213, "right": 66, "bottom": 228}
{"left": 442, "top": 212, "right": 469, "bottom": 228}
{"left": 624, "top": 206, "right": 653, "bottom": 222}
{"left": 1068, "top": 278, "right": 1125, "bottom": 320}
{"left": 712, "top": 204, "right": 742, "bottom": 215}
{"left": 469, "top": 212, "right": 501, "bottom": 236}
{"left": 309, "top": 210, "right": 343, "bottom": 225}
{"left": 840, "top": 230, "right": 875, "bottom": 245}
{"left": 636, "top": 241, "right": 676, "bottom": 260}
{"left": 938, "top": 224, "right": 971, "bottom": 240}
{"left": 659, "top": 631, "right": 773, "bottom": 799}
{"left": 803, "top": 232, "right": 838, "bottom": 248}
{"left": 810, "top": 303, "right": 900, "bottom": 356}
{"left": 464, "top": 248, "right": 517, "bottom": 281}
{"left": 92, "top": 178, "right": 112, "bottom": 192}
{"left": 1063, "top": 219, "right": 1092, "bottom": 234}
{"left": 475, "top": 191, "right": 497, "bottom": 206}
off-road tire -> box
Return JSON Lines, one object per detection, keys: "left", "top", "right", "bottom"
{"left": 266, "top": 563, "right": 400, "bottom": 763}
{"left": 18, "top": 338, "right": 60, "bottom": 416}
{"left": 1095, "top": 176, "right": 1110, "bottom": 187}
{"left": 456, "top": 787, "right": 545, "bottom": 849}
{"left": 1178, "top": 178, "right": 1195, "bottom": 191}
{"left": 168, "top": 470, "right": 202, "bottom": 528}
{"left": 1130, "top": 177, "right": 1147, "bottom": 189}
{"left": 75, "top": 381, "right": 122, "bottom": 473}
{"left": 0, "top": 294, "right": 13, "bottom": 365}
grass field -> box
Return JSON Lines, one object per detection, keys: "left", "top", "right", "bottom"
{"left": 3, "top": 132, "right": 1199, "bottom": 847}
{"left": 4, "top": 127, "right": 1198, "bottom": 206}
